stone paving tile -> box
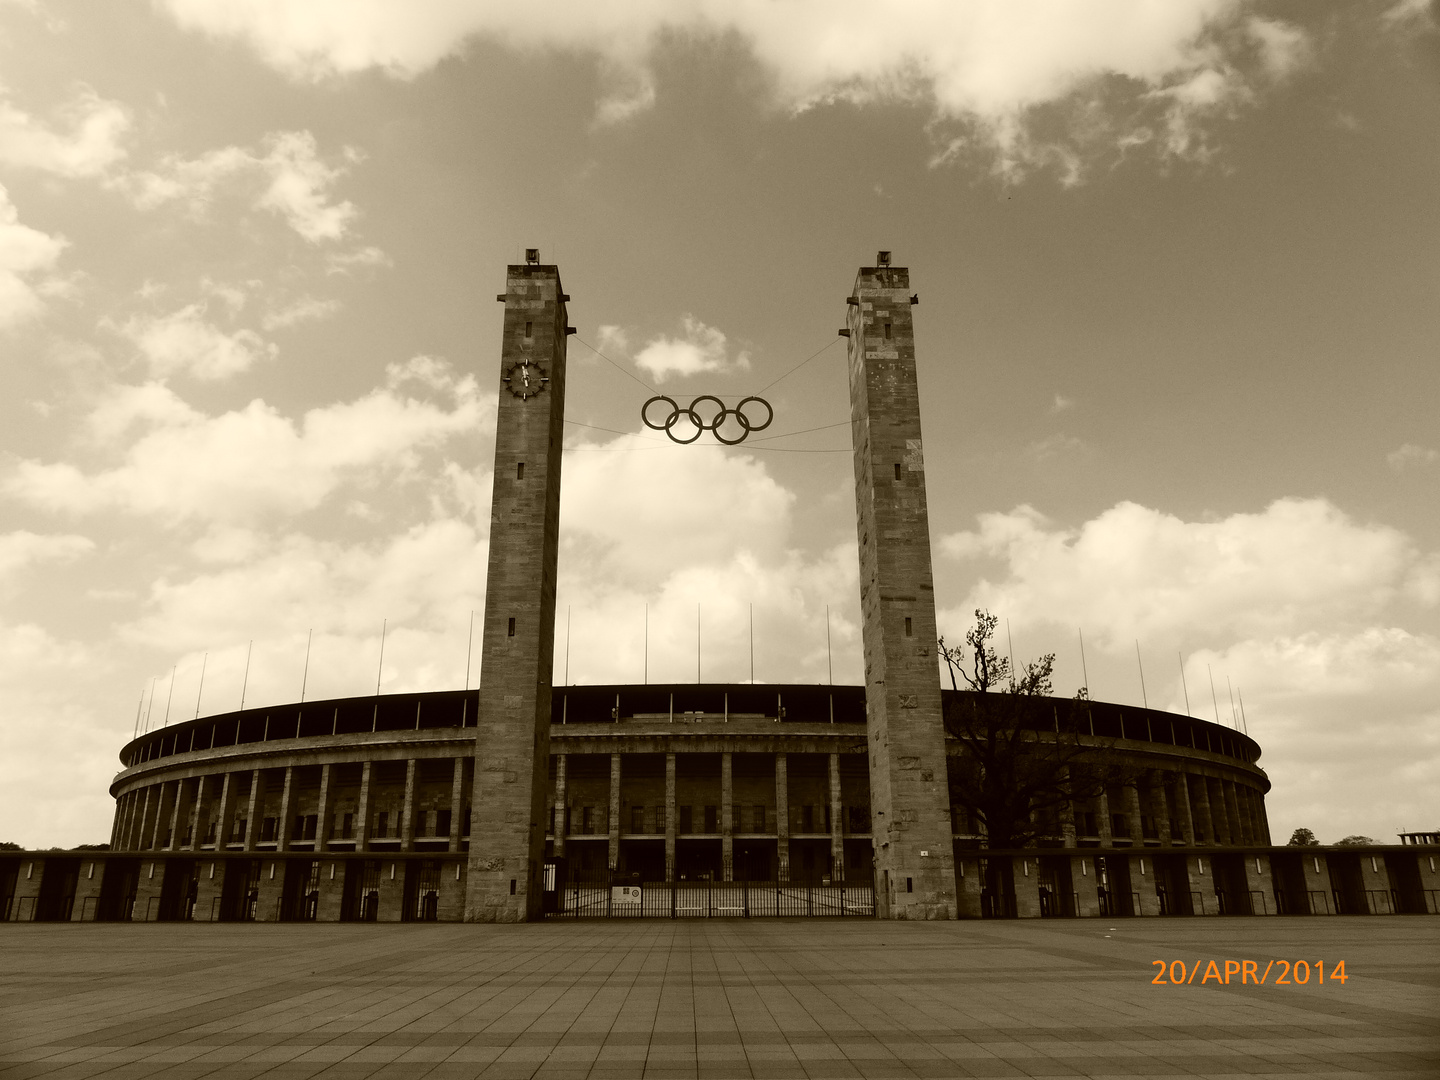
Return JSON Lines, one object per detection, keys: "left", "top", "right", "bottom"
{"left": 1, "top": 918, "right": 1437, "bottom": 1078}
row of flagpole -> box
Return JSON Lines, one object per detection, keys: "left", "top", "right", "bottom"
{"left": 131, "top": 612, "right": 1250, "bottom": 740}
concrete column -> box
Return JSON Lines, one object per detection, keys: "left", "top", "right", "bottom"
{"left": 1172, "top": 770, "right": 1194, "bottom": 845}
{"left": 447, "top": 758, "right": 464, "bottom": 853}
{"left": 1149, "top": 772, "right": 1171, "bottom": 846}
{"left": 166, "top": 779, "right": 186, "bottom": 851}
{"left": 1189, "top": 773, "right": 1215, "bottom": 845}
{"left": 355, "top": 761, "right": 373, "bottom": 851}
{"left": 775, "top": 752, "right": 790, "bottom": 883}
{"left": 109, "top": 794, "right": 124, "bottom": 849}
{"left": 213, "top": 772, "right": 234, "bottom": 849}
{"left": 1121, "top": 782, "right": 1143, "bottom": 845}
{"left": 1223, "top": 780, "right": 1246, "bottom": 845}
{"left": 315, "top": 764, "right": 332, "bottom": 853}
{"left": 607, "top": 753, "right": 621, "bottom": 872}
{"left": 828, "top": 753, "right": 844, "bottom": 880}
{"left": 552, "top": 753, "right": 567, "bottom": 858}
{"left": 276, "top": 767, "right": 294, "bottom": 853}
{"left": 401, "top": 759, "right": 417, "bottom": 851}
{"left": 243, "top": 769, "right": 262, "bottom": 852}
{"left": 721, "top": 752, "right": 733, "bottom": 881}
{"left": 664, "top": 752, "right": 676, "bottom": 878}
{"left": 1058, "top": 768, "right": 1077, "bottom": 846}
{"left": 1212, "top": 778, "right": 1235, "bottom": 845}
{"left": 115, "top": 792, "right": 134, "bottom": 851}
{"left": 1256, "top": 790, "right": 1272, "bottom": 845}
{"left": 186, "top": 775, "right": 209, "bottom": 851}
{"left": 1096, "top": 788, "right": 1113, "bottom": 846}
{"left": 151, "top": 781, "right": 176, "bottom": 851}
{"left": 134, "top": 786, "right": 154, "bottom": 851}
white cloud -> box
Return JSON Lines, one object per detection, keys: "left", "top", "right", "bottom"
{"left": 114, "top": 302, "right": 277, "bottom": 380}
{"left": 156, "top": 0, "right": 1312, "bottom": 180}
{"left": 1387, "top": 443, "right": 1439, "bottom": 471}
{"left": 0, "top": 530, "right": 94, "bottom": 582}
{"left": 125, "top": 130, "right": 357, "bottom": 242}
{"left": 937, "top": 497, "right": 1440, "bottom": 844}
{"left": 261, "top": 294, "right": 340, "bottom": 330}
{"left": 0, "top": 183, "right": 67, "bottom": 328}
{"left": 631, "top": 315, "right": 750, "bottom": 383}
{"left": 1050, "top": 393, "right": 1074, "bottom": 413}
{"left": 325, "top": 244, "right": 390, "bottom": 274}
{"left": 5, "top": 357, "right": 490, "bottom": 524}
{"left": 939, "top": 498, "right": 1425, "bottom": 647}
{"left": 0, "top": 84, "right": 129, "bottom": 177}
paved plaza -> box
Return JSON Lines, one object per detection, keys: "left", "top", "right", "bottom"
{"left": 2, "top": 917, "right": 1436, "bottom": 1080}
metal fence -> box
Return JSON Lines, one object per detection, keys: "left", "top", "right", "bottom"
{"left": 547, "top": 875, "right": 874, "bottom": 918}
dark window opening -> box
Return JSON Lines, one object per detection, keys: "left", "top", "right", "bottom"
{"left": 516, "top": 462, "right": 524, "bottom": 480}
{"left": 437, "top": 808, "right": 452, "bottom": 836}
{"left": 678, "top": 806, "right": 693, "bottom": 833}
{"left": 904, "top": 617, "right": 913, "bottom": 637}
{"left": 894, "top": 463, "right": 902, "bottom": 480}
{"left": 509, "top": 878, "right": 516, "bottom": 895}
{"left": 883, "top": 322, "right": 892, "bottom": 339}
{"left": 801, "top": 805, "right": 814, "bottom": 832}
{"left": 524, "top": 321, "right": 532, "bottom": 337}
{"left": 704, "top": 806, "right": 718, "bottom": 833}
{"left": 654, "top": 806, "right": 664, "bottom": 832}
{"left": 260, "top": 817, "right": 277, "bottom": 842}
{"left": 507, "top": 617, "right": 516, "bottom": 637}
{"left": 906, "top": 877, "right": 913, "bottom": 893}
{"left": 631, "top": 805, "right": 644, "bottom": 833}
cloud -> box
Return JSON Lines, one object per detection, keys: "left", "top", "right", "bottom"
{"left": 125, "top": 130, "right": 357, "bottom": 242}
{"left": 325, "top": 244, "right": 390, "bottom": 274}
{"left": 1050, "top": 393, "right": 1074, "bottom": 413}
{"left": 939, "top": 498, "right": 1426, "bottom": 647}
{"left": 261, "top": 294, "right": 341, "bottom": 330}
{"left": 113, "top": 302, "right": 277, "bottom": 380}
{"left": 5, "top": 356, "right": 489, "bottom": 524}
{"left": 937, "top": 496, "right": 1440, "bottom": 844}
{"left": 0, "top": 84, "right": 130, "bottom": 177}
{"left": 631, "top": 315, "right": 750, "bottom": 383}
{"left": 0, "top": 184, "right": 67, "bottom": 328}
{"left": 156, "top": 0, "right": 1315, "bottom": 181}
{"left": 1387, "top": 443, "right": 1439, "bottom": 471}
{"left": 0, "top": 530, "right": 94, "bottom": 582}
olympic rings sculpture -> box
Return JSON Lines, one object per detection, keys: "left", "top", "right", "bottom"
{"left": 642, "top": 395, "right": 774, "bottom": 445}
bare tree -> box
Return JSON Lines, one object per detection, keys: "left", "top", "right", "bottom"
{"left": 940, "top": 609, "right": 1128, "bottom": 850}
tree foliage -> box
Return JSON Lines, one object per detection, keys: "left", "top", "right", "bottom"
{"left": 1334, "top": 834, "right": 1375, "bottom": 846}
{"left": 939, "top": 609, "right": 1130, "bottom": 849}
{"left": 0, "top": 841, "right": 21, "bottom": 851}
{"left": 1286, "top": 828, "right": 1319, "bottom": 846}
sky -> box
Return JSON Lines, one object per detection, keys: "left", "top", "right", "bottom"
{"left": 1, "top": 0, "right": 1436, "bottom": 850}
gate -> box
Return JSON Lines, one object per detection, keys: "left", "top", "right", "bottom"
{"left": 545, "top": 867, "right": 873, "bottom": 918}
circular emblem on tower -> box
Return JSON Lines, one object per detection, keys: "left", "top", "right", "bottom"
{"left": 503, "top": 358, "right": 548, "bottom": 399}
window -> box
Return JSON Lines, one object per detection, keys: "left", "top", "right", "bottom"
{"left": 904, "top": 617, "right": 912, "bottom": 637}
{"left": 516, "top": 462, "right": 525, "bottom": 480}
{"left": 507, "top": 617, "right": 516, "bottom": 637}
{"left": 582, "top": 806, "right": 594, "bottom": 834}
{"left": 752, "top": 806, "right": 766, "bottom": 833}
{"left": 802, "top": 805, "right": 814, "bottom": 832}
{"left": 292, "top": 816, "right": 306, "bottom": 841}
{"left": 678, "top": 806, "right": 693, "bottom": 833}
{"left": 852, "top": 806, "right": 870, "bottom": 833}
{"left": 1082, "top": 812, "right": 1097, "bottom": 836}
{"left": 1111, "top": 813, "right": 1128, "bottom": 837}
{"left": 654, "top": 805, "right": 665, "bottom": 832}
{"left": 894, "top": 463, "right": 902, "bottom": 480}
{"left": 704, "top": 806, "right": 717, "bottom": 833}
{"left": 342, "top": 812, "right": 354, "bottom": 839}
{"left": 303, "top": 814, "right": 317, "bottom": 840}
{"left": 232, "top": 818, "right": 247, "bottom": 843}
{"left": 824, "top": 805, "right": 832, "bottom": 833}
{"left": 437, "top": 809, "right": 452, "bottom": 837}
{"left": 883, "top": 322, "right": 892, "bottom": 340}
{"left": 524, "top": 321, "right": 532, "bottom": 337}
{"left": 375, "top": 811, "right": 389, "bottom": 838}
{"left": 260, "top": 817, "right": 277, "bottom": 842}
{"left": 631, "top": 805, "right": 645, "bottom": 833}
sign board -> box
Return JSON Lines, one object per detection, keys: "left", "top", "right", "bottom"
{"left": 611, "top": 886, "right": 642, "bottom": 905}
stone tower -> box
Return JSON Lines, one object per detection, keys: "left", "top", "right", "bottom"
{"left": 845, "top": 253, "right": 958, "bottom": 919}
{"left": 465, "top": 253, "right": 570, "bottom": 922}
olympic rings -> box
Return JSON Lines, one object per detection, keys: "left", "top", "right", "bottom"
{"left": 642, "top": 395, "right": 774, "bottom": 445}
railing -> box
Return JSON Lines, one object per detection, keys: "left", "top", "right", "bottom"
{"left": 547, "top": 876, "right": 873, "bottom": 918}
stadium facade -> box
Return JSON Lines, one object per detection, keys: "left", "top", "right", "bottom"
{"left": 3, "top": 254, "right": 1436, "bottom": 922}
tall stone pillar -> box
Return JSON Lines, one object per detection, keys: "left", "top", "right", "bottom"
{"left": 1189, "top": 773, "right": 1214, "bottom": 845}
{"left": 213, "top": 772, "right": 233, "bottom": 849}
{"left": 166, "top": 780, "right": 185, "bottom": 851}
{"left": 1172, "top": 770, "right": 1194, "bottom": 845}
{"left": 607, "top": 753, "right": 622, "bottom": 872}
{"left": 448, "top": 758, "right": 465, "bottom": 853}
{"left": 276, "top": 767, "right": 294, "bottom": 853}
{"left": 467, "top": 254, "right": 569, "bottom": 922}
{"left": 775, "top": 752, "right": 790, "bottom": 883}
{"left": 135, "top": 786, "right": 153, "bottom": 851}
{"left": 845, "top": 254, "right": 956, "bottom": 919}
{"left": 315, "top": 764, "right": 331, "bottom": 852}
{"left": 664, "top": 752, "right": 677, "bottom": 878}
{"left": 401, "top": 760, "right": 417, "bottom": 851}
{"left": 355, "top": 761, "right": 373, "bottom": 851}
{"left": 243, "top": 770, "right": 261, "bottom": 852}
{"left": 1223, "top": 781, "right": 1245, "bottom": 845}
{"left": 553, "top": 753, "right": 567, "bottom": 859}
{"left": 186, "top": 776, "right": 209, "bottom": 851}
{"left": 828, "top": 753, "right": 844, "bottom": 880}
{"left": 1097, "top": 789, "right": 1113, "bottom": 846}
{"left": 721, "top": 752, "right": 734, "bottom": 881}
